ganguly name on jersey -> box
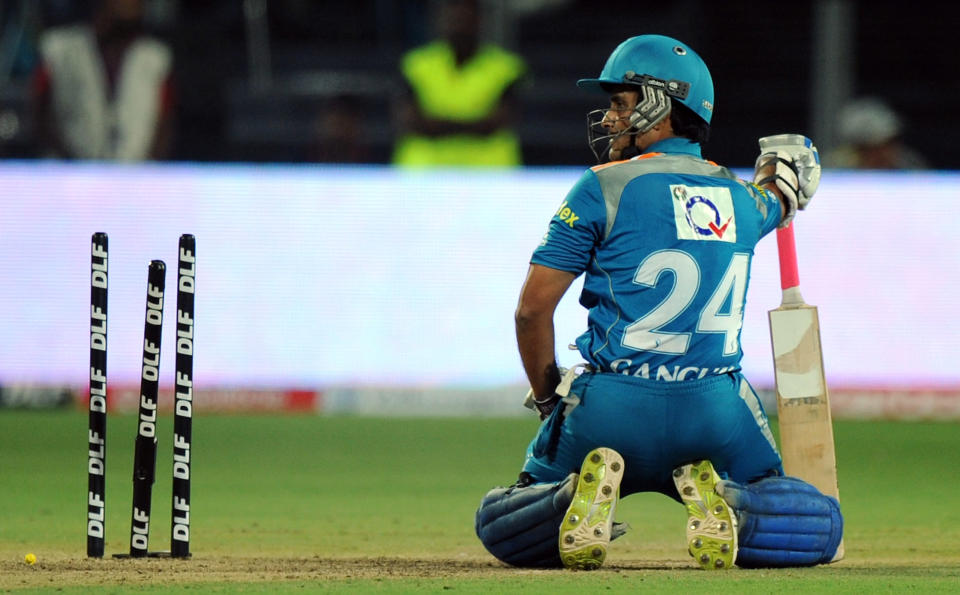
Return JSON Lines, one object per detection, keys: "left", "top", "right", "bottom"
{"left": 609, "top": 358, "right": 738, "bottom": 381}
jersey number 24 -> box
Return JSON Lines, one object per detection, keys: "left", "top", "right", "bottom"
{"left": 622, "top": 249, "right": 749, "bottom": 356}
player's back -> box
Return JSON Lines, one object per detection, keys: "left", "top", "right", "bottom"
{"left": 576, "top": 151, "right": 781, "bottom": 381}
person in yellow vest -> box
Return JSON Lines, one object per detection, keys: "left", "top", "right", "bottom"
{"left": 392, "top": 0, "right": 525, "bottom": 167}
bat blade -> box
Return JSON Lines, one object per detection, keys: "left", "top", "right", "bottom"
{"left": 769, "top": 223, "right": 843, "bottom": 561}
{"left": 769, "top": 302, "right": 844, "bottom": 561}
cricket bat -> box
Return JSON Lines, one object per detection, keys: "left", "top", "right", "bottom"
{"left": 768, "top": 222, "right": 844, "bottom": 561}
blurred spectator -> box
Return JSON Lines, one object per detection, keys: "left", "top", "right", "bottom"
{"left": 0, "top": 1, "right": 40, "bottom": 81}
{"left": 309, "top": 94, "right": 371, "bottom": 164}
{"left": 823, "top": 97, "right": 928, "bottom": 170}
{"left": 392, "top": 0, "right": 526, "bottom": 167}
{"left": 0, "top": 2, "right": 41, "bottom": 158}
{"left": 32, "top": 0, "right": 174, "bottom": 161}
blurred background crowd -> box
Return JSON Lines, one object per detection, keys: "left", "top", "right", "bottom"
{"left": 0, "top": 0, "right": 954, "bottom": 169}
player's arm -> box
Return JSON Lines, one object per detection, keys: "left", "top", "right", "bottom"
{"left": 753, "top": 161, "right": 787, "bottom": 220}
{"left": 520, "top": 169, "right": 603, "bottom": 416}
{"left": 515, "top": 264, "right": 577, "bottom": 409}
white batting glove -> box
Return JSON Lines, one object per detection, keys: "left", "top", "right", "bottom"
{"left": 758, "top": 134, "right": 821, "bottom": 206}
{"left": 757, "top": 134, "right": 820, "bottom": 210}
{"left": 754, "top": 134, "right": 821, "bottom": 227}
{"left": 754, "top": 150, "right": 800, "bottom": 228}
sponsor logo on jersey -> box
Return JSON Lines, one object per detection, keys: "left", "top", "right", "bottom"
{"left": 553, "top": 200, "right": 580, "bottom": 227}
{"left": 670, "top": 184, "right": 736, "bottom": 242}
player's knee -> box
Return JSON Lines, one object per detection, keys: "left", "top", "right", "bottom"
{"left": 475, "top": 473, "right": 576, "bottom": 568}
{"left": 717, "top": 476, "right": 843, "bottom": 568}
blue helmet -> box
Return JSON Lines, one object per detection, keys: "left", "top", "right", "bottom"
{"left": 578, "top": 35, "right": 714, "bottom": 125}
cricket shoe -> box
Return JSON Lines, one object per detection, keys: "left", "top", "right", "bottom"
{"left": 558, "top": 447, "right": 625, "bottom": 570}
{"left": 673, "top": 460, "right": 737, "bottom": 570}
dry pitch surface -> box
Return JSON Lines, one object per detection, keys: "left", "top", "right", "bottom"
{"left": 1, "top": 556, "right": 510, "bottom": 590}
{"left": 3, "top": 551, "right": 958, "bottom": 592}
{"left": 0, "top": 554, "right": 863, "bottom": 590}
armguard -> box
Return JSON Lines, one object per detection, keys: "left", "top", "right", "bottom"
{"left": 716, "top": 476, "right": 843, "bottom": 568}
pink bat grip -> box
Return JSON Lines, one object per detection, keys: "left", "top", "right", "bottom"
{"left": 776, "top": 223, "right": 800, "bottom": 291}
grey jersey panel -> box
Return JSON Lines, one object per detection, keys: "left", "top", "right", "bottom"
{"left": 593, "top": 155, "right": 740, "bottom": 240}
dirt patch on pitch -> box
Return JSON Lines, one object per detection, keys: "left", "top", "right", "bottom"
{"left": 0, "top": 555, "right": 506, "bottom": 589}
{"left": 0, "top": 555, "right": 700, "bottom": 589}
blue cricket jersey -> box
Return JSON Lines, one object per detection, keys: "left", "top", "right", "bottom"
{"left": 531, "top": 137, "right": 782, "bottom": 381}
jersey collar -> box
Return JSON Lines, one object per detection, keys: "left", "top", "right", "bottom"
{"left": 638, "top": 137, "right": 703, "bottom": 159}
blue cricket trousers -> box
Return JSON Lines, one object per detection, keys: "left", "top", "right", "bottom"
{"left": 521, "top": 371, "right": 783, "bottom": 500}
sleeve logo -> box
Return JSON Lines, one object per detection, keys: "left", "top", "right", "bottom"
{"left": 553, "top": 201, "right": 580, "bottom": 227}
{"left": 670, "top": 184, "right": 736, "bottom": 242}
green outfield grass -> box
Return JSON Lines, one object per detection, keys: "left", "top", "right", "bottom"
{"left": 1, "top": 410, "right": 958, "bottom": 592}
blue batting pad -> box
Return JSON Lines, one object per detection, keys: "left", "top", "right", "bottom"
{"left": 475, "top": 475, "right": 576, "bottom": 568}
{"left": 719, "top": 476, "right": 843, "bottom": 567}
